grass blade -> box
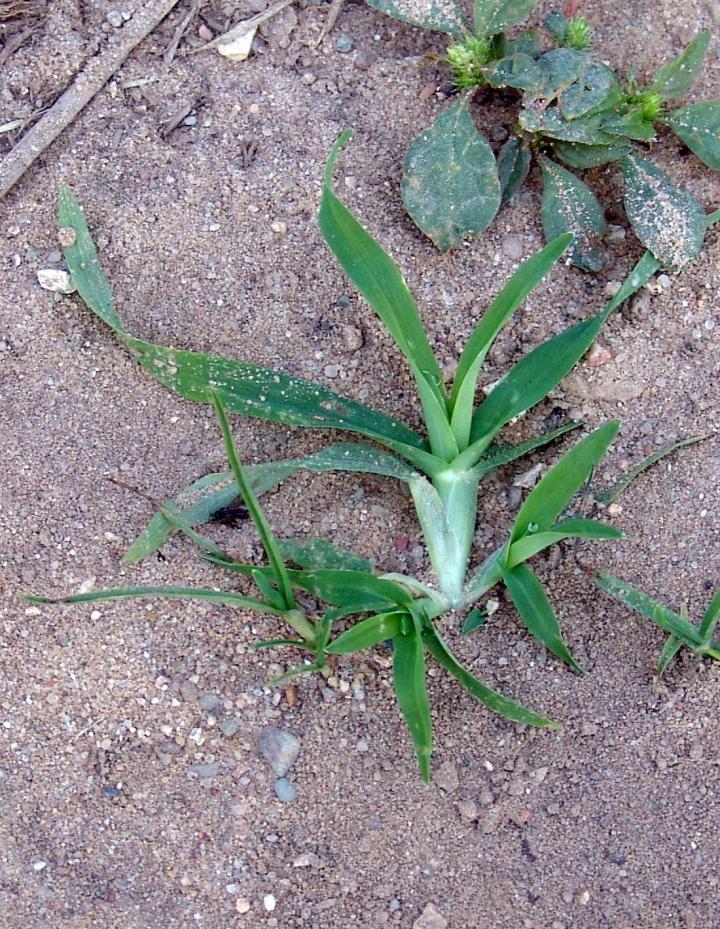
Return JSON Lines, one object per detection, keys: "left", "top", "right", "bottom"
{"left": 474, "top": 421, "right": 582, "bottom": 478}
{"left": 319, "top": 131, "right": 446, "bottom": 410}
{"left": 212, "top": 393, "right": 296, "bottom": 610}
{"left": 277, "top": 538, "right": 373, "bottom": 572}
{"left": 510, "top": 421, "right": 619, "bottom": 543}
{"left": 467, "top": 309, "right": 612, "bottom": 454}
{"left": 502, "top": 563, "right": 585, "bottom": 672}
{"left": 699, "top": 591, "right": 720, "bottom": 646}
{"left": 24, "top": 585, "right": 277, "bottom": 613}
{"left": 325, "top": 611, "right": 404, "bottom": 654}
{"left": 393, "top": 621, "right": 433, "bottom": 783}
{"left": 421, "top": 621, "right": 557, "bottom": 727}
{"left": 58, "top": 188, "right": 122, "bottom": 332}
{"left": 594, "top": 571, "right": 703, "bottom": 646}
{"left": 507, "top": 517, "right": 621, "bottom": 567}
{"left": 594, "top": 434, "right": 705, "bottom": 503}
{"left": 656, "top": 635, "right": 683, "bottom": 675}
{"left": 450, "top": 233, "right": 572, "bottom": 448}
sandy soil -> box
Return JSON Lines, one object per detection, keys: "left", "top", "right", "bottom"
{"left": 1, "top": 1, "right": 719, "bottom": 927}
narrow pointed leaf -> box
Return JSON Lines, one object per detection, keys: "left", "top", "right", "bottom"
{"left": 510, "top": 421, "right": 619, "bottom": 543}
{"left": 594, "top": 434, "right": 705, "bottom": 504}
{"left": 251, "top": 638, "right": 310, "bottom": 650}
{"left": 699, "top": 592, "right": 720, "bottom": 646}
{"left": 502, "top": 563, "right": 584, "bottom": 671}
{"left": 474, "top": 0, "right": 536, "bottom": 35}
{"left": 422, "top": 621, "right": 557, "bottom": 726}
{"left": 365, "top": 0, "right": 469, "bottom": 35}
{"left": 57, "top": 188, "right": 122, "bottom": 332}
{"left": 594, "top": 572, "right": 703, "bottom": 646}
{"left": 474, "top": 421, "right": 582, "bottom": 478}
{"left": 319, "top": 131, "right": 446, "bottom": 406}
{"left": 540, "top": 155, "right": 606, "bottom": 271}
{"left": 450, "top": 234, "right": 572, "bottom": 448}
{"left": 468, "top": 308, "right": 612, "bottom": 448}
{"left": 507, "top": 517, "right": 621, "bottom": 567}
{"left": 656, "top": 635, "right": 684, "bottom": 675}
{"left": 651, "top": 30, "right": 710, "bottom": 101}
{"left": 401, "top": 99, "right": 501, "bottom": 252}
{"left": 277, "top": 538, "right": 373, "bottom": 572}
{"left": 393, "top": 625, "right": 433, "bottom": 783}
{"left": 213, "top": 394, "right": 296, "bottom": 609}
{"left": 289, "top": 569, "right": 413, "bottom": 609}
{"left": 252, "top": 569, "right": 286, "bottom": 611}
{"left": 24, "top": 585, "right": 276, "bottom": 614}
{"left": 461, "top": 606, "right": 487, "bottom": 633}
{"left": 622, "top": 154, "right": 706, "bottom": 271}
{"left": 325, "top": 611, "right": 404, "bottom": 654}
{"left": 662, "top": 102, "right": 720, "bottom": 170}
{"left": 497, "top": 136, "right": 532, "bottom": 205}
{"left": 553, "top": 139, "right": 631, "bottom": 169}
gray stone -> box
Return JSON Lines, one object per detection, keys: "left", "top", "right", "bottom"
{"left": 106, "top": 10, "right": 124, "bottom": 27}
{"left": 274, "top": 777, "right": 297, "bottom": 802}
{"left": 190, "top": 761, "right": 220, "bottom": 779}
{"left": 199, "top": 692, "right": 219, "bottom": 712}
{"left": 413, "top": 903, "right": 448, "bottom": 929}
{"left": 220, "top": 717, "right": 242, "bottom": 738}
{"left": 179, "top": 680, "right": 199, "bottom": 702}
{"left": 259, "top": 726, "right": 301, "bottom": 776}
{"left": 501, "top": 235, "right": 524, "bottom": 260}
{"left": 335, "top": 33, "right": 354, "bottom": 53}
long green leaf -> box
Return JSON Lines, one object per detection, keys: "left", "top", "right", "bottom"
{"left": 24, "top": 585, "right": 277, "bottom": 613}
{"left": 510, "top": 421, "right": 619, "bottom": 543}
{"left": 277, "top": 538, "right": 373, "bottom": 572}
{"left": 502, "top": 563, "right": 584, "bottom": 672}
{"left": 699, "top": 592, "right": 720, "bottom": 646}
{"left": 594, "top": 434, "right": 705, "bottom": 504}
{"left": 466, "top": 309, "right": 612, "bottom": 453}
{"left": 507, "top": 517, "right": 621, "bottom": 567}
{"left": 393, "top": 623, "right": 433, "bottom": 783}
{"left": 450, "top": 233, "right": 572, "bottom": 448}
{"left": 319, "top": 131, "right": 448, "bottom": 415}
{"left": 58, "top": 188, "right": 435, "bottom": 469}
{"left": 651, "top": 30, "right": 710, "bottom": 101}
{"left": 58, "top": 188, "right": 122, "bottom": 332}
{"left": 656, "top": 635, "right": 684, "bottom": 675}
{"left": 212, "top": 394, "right": 295, "bottom": 610}
{"left": 474, "top": 421, "right": 582, "bottom": 478}
{"left": 325, "top": 611, "right": 404, "bottom": 654}
{"left": 421, "top": 621, "right": 557, "bottom": 726}
{"left": 594, "top": 572, "right": 703, "bottom": 646}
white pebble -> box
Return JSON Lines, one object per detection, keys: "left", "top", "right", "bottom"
{"left": 263, "top": 894, "right": 277, "bottom": 912}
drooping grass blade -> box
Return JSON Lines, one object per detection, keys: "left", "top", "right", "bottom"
{"left": 212, "top": 393, "right": 296, "bottom": 610}
{"left": 392, "top": 621, "right": 433, "bottom": 783}
{"left": 325, "top": 611, "right": 405, "bottom": 654}
{"left": 510, "top": 421, "right": 619, "bottom": 544}
{"left": 24, "top": 585, "right": 277, "bottom": 613}
{"left": 502, "top": 563, "right": 585, "bottom": 672}
{"left": 450, "top": 233, "right": 572, "bottom": 449}
{"left": 594, "top": 434, "right": 705, "bottom": 504}
{"left": 421, "top": 620, "right": 557, "bottom": 727}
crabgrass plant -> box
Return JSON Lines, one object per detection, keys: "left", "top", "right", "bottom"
{"left": 25, "top": 133, "right": 705, "bottom": 780}
{"left": 595, "top": 574, "right": 720, "bottom": 676}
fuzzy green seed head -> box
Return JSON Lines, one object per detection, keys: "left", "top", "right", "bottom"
{"left": 638, "top": 91, "right": 663, "bottom": 121}
{"left": 564, "top": 16, "right": 592, "bottom": 49}
{"left": 446, "top": 36, "right": 492, "bottom": 89}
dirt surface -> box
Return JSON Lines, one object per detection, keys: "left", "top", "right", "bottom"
{"left": 1, "top": 1, "right": 719, "bottom": 927}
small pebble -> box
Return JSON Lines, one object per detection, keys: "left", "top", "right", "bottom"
{"left": 199, "top": 692, "right": 219, "bottom": 712}
{"left": 189, "top": 761, "right": 220, "bottom": 779}
{"left": 235, "top": 897, "right": 251, "bottom": 914}
{"left": 501, "top": 235, "right": 524, "bottom": 260}
{"left": 324, "top": 364, "right": 339, "bottom": 378}
{"left": 220, "top": 717, "right": 242, "bottom": 738}
{"left": 106, "top": 10, "right": 124, "bottom": 27}
{"left": 413, "top": 902, "right": 448, "bottom": 929}
{"left": 259, "top": 726, "right": 301, "bottom": 776}
{"left": 273, "top": 777, "right": 297, "bottom": 803}
{"left": 335, "top": 33, "right": 354, "bottom": 53}
{"left": 37, "top": 269, "right": 76, "bottom": 294}
{"left": 263, "top": 894, "right": 277, "bottom": 912}
{"left": 342, "top": 324, "right": 363, "bottom": 352}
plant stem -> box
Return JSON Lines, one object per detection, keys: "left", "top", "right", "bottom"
{"left": 431, "top": 468, "right": 481, "bottom": 606}
{"left": 283, "top": 608, "right": 317, "bottom": 644}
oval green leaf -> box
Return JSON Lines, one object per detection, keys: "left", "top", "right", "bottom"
{"left": 622, "top": 154, "right": 706, "bottom": 271}
{"left": 366, "top": 0, "right": 470, "bottom": 35}
{"left": 401, "top": 99, "right": 501, "bottom": 252}
{"left": 497, "top": 136, "right": 532, "bottom": 205}
{"left": 474, "top": 0, "right": 536, "bottom": 35}
{"left": 539, "top": 156, "right": 606, "bottom": 271}
{"left": 663, "top": 102, "right": 720, "bottom": 170}
{"left": 325, "top": 611, "right": 404, "bottom": 654}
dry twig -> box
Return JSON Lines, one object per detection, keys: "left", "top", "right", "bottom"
{"left": 0, "top": 0, "right": 181, "bottom": 201}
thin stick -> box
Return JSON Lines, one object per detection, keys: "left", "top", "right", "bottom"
{"left": 0, "top": 0, "right": 181, "bottom": 201}
{"left": 188, "top": 0, "right": 293, "bottom": 53}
